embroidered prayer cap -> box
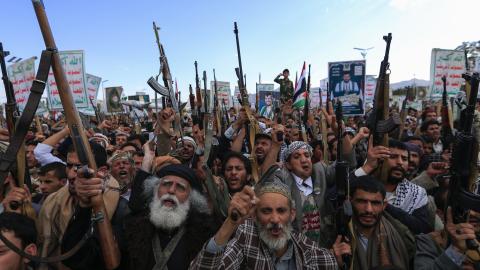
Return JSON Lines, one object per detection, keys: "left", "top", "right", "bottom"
{"left": 108, "top": 151, "right": 134, "bottom": 166}
{"left": 283, "top": 141, "right": 313, "bottom": 161}
{"left": 89, "top": 133, "right": 110, "bottom": 148}
{"left": 178, "top": 136, "right": 197, "bottom": 149}
{"left": 157, "top": 164, "right": 202, "bottom": 192}
{"left": 255, "top": 179, "right": 293, "bottom": 203}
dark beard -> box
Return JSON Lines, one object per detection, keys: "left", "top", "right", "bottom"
{"left": 387, "top": 167, "right": 406, "bottom": 184}
{"left": 352, "top": 205, "right": 382, "bottom": 228}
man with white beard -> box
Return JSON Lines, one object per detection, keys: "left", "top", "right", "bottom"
{"left": 124, "top": 164, "right": 216, "bottom": 270}
{"left": 190, "top": 180, "right": 338, "bottom": 269}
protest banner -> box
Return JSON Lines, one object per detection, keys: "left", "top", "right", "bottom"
{"left": 105, "top": 86, "right": 124, "bottom": 113}
{"left": 6, "top": 57, "right": 36, "bottom": 111}
{"left": 328, "top": 60, "right": 366, "bottom": 115}
{"left": 46, "top": 50, "right": 88, "bottom": 110}
{"left": 429, "top": 49, "right": 465, "bottom": 98}
{"left": 79, "top": 73, "right": 102, "bottom": 116}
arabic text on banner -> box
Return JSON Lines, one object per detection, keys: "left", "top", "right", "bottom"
{"left": 6, "top": 57, "right": 36, "bottom": 112}
{"left": 429, "top": 49, "right": 465, "bottom": 98}
{"left": 46, "top": 50, "right": 88, "bottom": 110}
{"left": 210, "top": 81, "right": 231, "bottom": 107}
{"left": 79, "top": 73, "right": 102, "bottom": 116}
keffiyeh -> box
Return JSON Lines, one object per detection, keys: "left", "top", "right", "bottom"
{"left": 282, "top": 141, "right": 313, "bottom": 161}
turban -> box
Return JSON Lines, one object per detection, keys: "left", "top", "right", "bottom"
{"left": 178, "top": 136, "right": 197, "bottom": 149}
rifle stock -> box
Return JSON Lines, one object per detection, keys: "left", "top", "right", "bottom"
{"left": 32, "top": 1, "right": 120, "bottom": 268}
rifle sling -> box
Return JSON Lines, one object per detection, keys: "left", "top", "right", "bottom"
{"left": 0, "top": 49, "right": 52, "bottom": 184}
{"left": 152, "top": 226, "right": 186, "bottom": 270}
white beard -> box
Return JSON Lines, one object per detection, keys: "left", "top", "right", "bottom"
{"left": 258, "top": 222, "right": 292, "bottom": 251}
{"left": 149, "top": 194, "right": 190, "bottom": 230}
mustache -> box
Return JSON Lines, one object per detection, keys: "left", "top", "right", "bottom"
{"left": 390, "top": 166, "right": 406, "bottom": 174}
{"left": 267, "top": 223, "right": 283, "bottom": 230}
{"left": 159, "top": 194, "right": 180, "bottom": 206}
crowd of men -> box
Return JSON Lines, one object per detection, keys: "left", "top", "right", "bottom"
{"left": 0, "top": 70, "right": 479, "bottom": 270}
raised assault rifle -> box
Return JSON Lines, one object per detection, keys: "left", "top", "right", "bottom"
{"left": 448, "top": 72, "right": 480, "bottom": 253}
{"left": 230, "top": 22, "right": 260, "bottom": 222}
{"left": 366, "top": 33, "right": 400, "bottom": 183}
{"left": 441, "top": 76, "right": 454, "bottom": 148}
{"left": 335, "top": 99, "right": 352, "bottom": 269}
{"left": 32, "top": 0, "right": 120, "bottom": 268}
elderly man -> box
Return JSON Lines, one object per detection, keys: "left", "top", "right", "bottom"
{"left": 124, "top": 164, "right": 215, "bottom": 270}
{"left": 191, "top": 180, "right": 338, "bottom": 269}
{"left": 273, "top": 138, "right": 355, "bottom": 248}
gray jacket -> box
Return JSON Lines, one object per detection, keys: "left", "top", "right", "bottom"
{"left": 272, "top": 163, "right": 336, "bottom": 248}
{"left": 414, "top": 234, "right": 462, "bottom": 270}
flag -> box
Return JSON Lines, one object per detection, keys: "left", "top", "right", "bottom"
{"left": 293, "top": 62, "right": 307, "bottom": 109}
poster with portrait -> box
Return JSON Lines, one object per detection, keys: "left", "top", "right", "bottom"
{"left": 328, "top": 60, "right": 365, "bottom": 115}
{"left": 105, "top": 86, "right": 123, "bottom": 113}
{"left": 256, "top": 83, "right": 278, "bottom": 120}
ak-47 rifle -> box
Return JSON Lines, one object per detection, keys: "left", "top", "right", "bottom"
{"left": 335, "top": 99, "right": 353, "bottom": 269}
{"left": 326, "top": 82, "right": 331, "bottom": 115}
{"left": 230, "top": 22, "right": 261, "bottom": 222}
{"left": 194, "top": 61, "right": 203, "bottom": 128}
{"left": 302, "top": 64, "right": 313, "bottom": 142}
{"left": 202, "top": 71, "right": 209, "bottom": 131}
{"left": 89, "top": 97, "right": 102, "bottom": 124}
{"left": 213, "top": 69, "right": 222, "bottom": 134}
{"left": 319, "top": 87, "right": 330, "bottom": 164}
{"left": 202, "top": 70, "right": 215, "bottom": 162}
{"left": 398, "top": 86, "right": 414, "bottom": 140}
{"left": 222, "top": 100, "right": 230, "bottom": 129}
{"left": 448, "top": 72, "right": 480, "bottom": 255}
{"left": 189, "top": 84, "right": 195, "bottom": 119}
{"left": 366, "top": 33, "right": 399, "bottom": 183}
{"left": 0, "top": 43, "right": 33, "bottom": 215}
{"left": 31, "top": 0, "right": 120, "bottom": 268}
{"left": 233, "top": 22, "right": 260, "bottom": 178}
{"left": 441, "top": 76, "right": 454, "bottom": 148}
{"left": 147, "top": 24, "right": 183, "bottom": 139}
{"left": 152, "top": 21, "right": 162, "bottom": 120}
